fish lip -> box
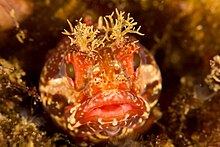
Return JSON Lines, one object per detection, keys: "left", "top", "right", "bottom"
{"left": 75, "top": 89, "right": 148, "bottom": 121}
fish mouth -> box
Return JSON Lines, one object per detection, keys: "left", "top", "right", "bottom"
{"left": 65, "top": 90, "right": 151, "bottom": 139}
{"left": 85, "top": 103, "right": 136, "bottom": 119}
{"left": 67, "top": 90, "right": 150, "bottom": 128}
{"left": 77, "top": 90, "right": 149, "bottom": 122}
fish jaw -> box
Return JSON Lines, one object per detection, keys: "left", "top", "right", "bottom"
{"left": 65, "top": 89, "right": 151, "bottom": 142}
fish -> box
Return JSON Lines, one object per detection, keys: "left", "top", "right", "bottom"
{"left": 39, "top": 9, "right": 162, "bottom": 146}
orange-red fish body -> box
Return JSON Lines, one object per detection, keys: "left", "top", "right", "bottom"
{"left": 39, "top": 11, "right": 162, "bottom": 146}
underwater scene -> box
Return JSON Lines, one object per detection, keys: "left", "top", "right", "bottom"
{"left": 0, "top": 0, "right": 220, "bottom": 146}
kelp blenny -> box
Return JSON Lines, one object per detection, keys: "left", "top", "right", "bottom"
{"left": 39, "top": 9, "right": 162, "bottom": 145}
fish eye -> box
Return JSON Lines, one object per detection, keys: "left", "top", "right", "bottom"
{"left": 66, "top": 62, "right": 75, "bottom": 80}
{"left": 133, "top": 52, "right": 140, "bottom": 71}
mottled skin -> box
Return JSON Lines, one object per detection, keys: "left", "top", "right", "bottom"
{"left": 39, "top": 13, "right": 162, "bottom": 145}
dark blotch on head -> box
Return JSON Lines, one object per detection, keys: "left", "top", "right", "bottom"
{"left": 45, "top": 94, "right": 69, "bottom": 116}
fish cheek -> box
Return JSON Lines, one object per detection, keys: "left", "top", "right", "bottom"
{"left": 133, "top": 47, "right": 162, "bottom": 105}
{"left": 135, "top": 64, "right": 162, "bottom": 105}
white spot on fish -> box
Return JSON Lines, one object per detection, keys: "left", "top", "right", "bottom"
{"left": 112, "top": 118, "right": 118, "bottom": 126}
